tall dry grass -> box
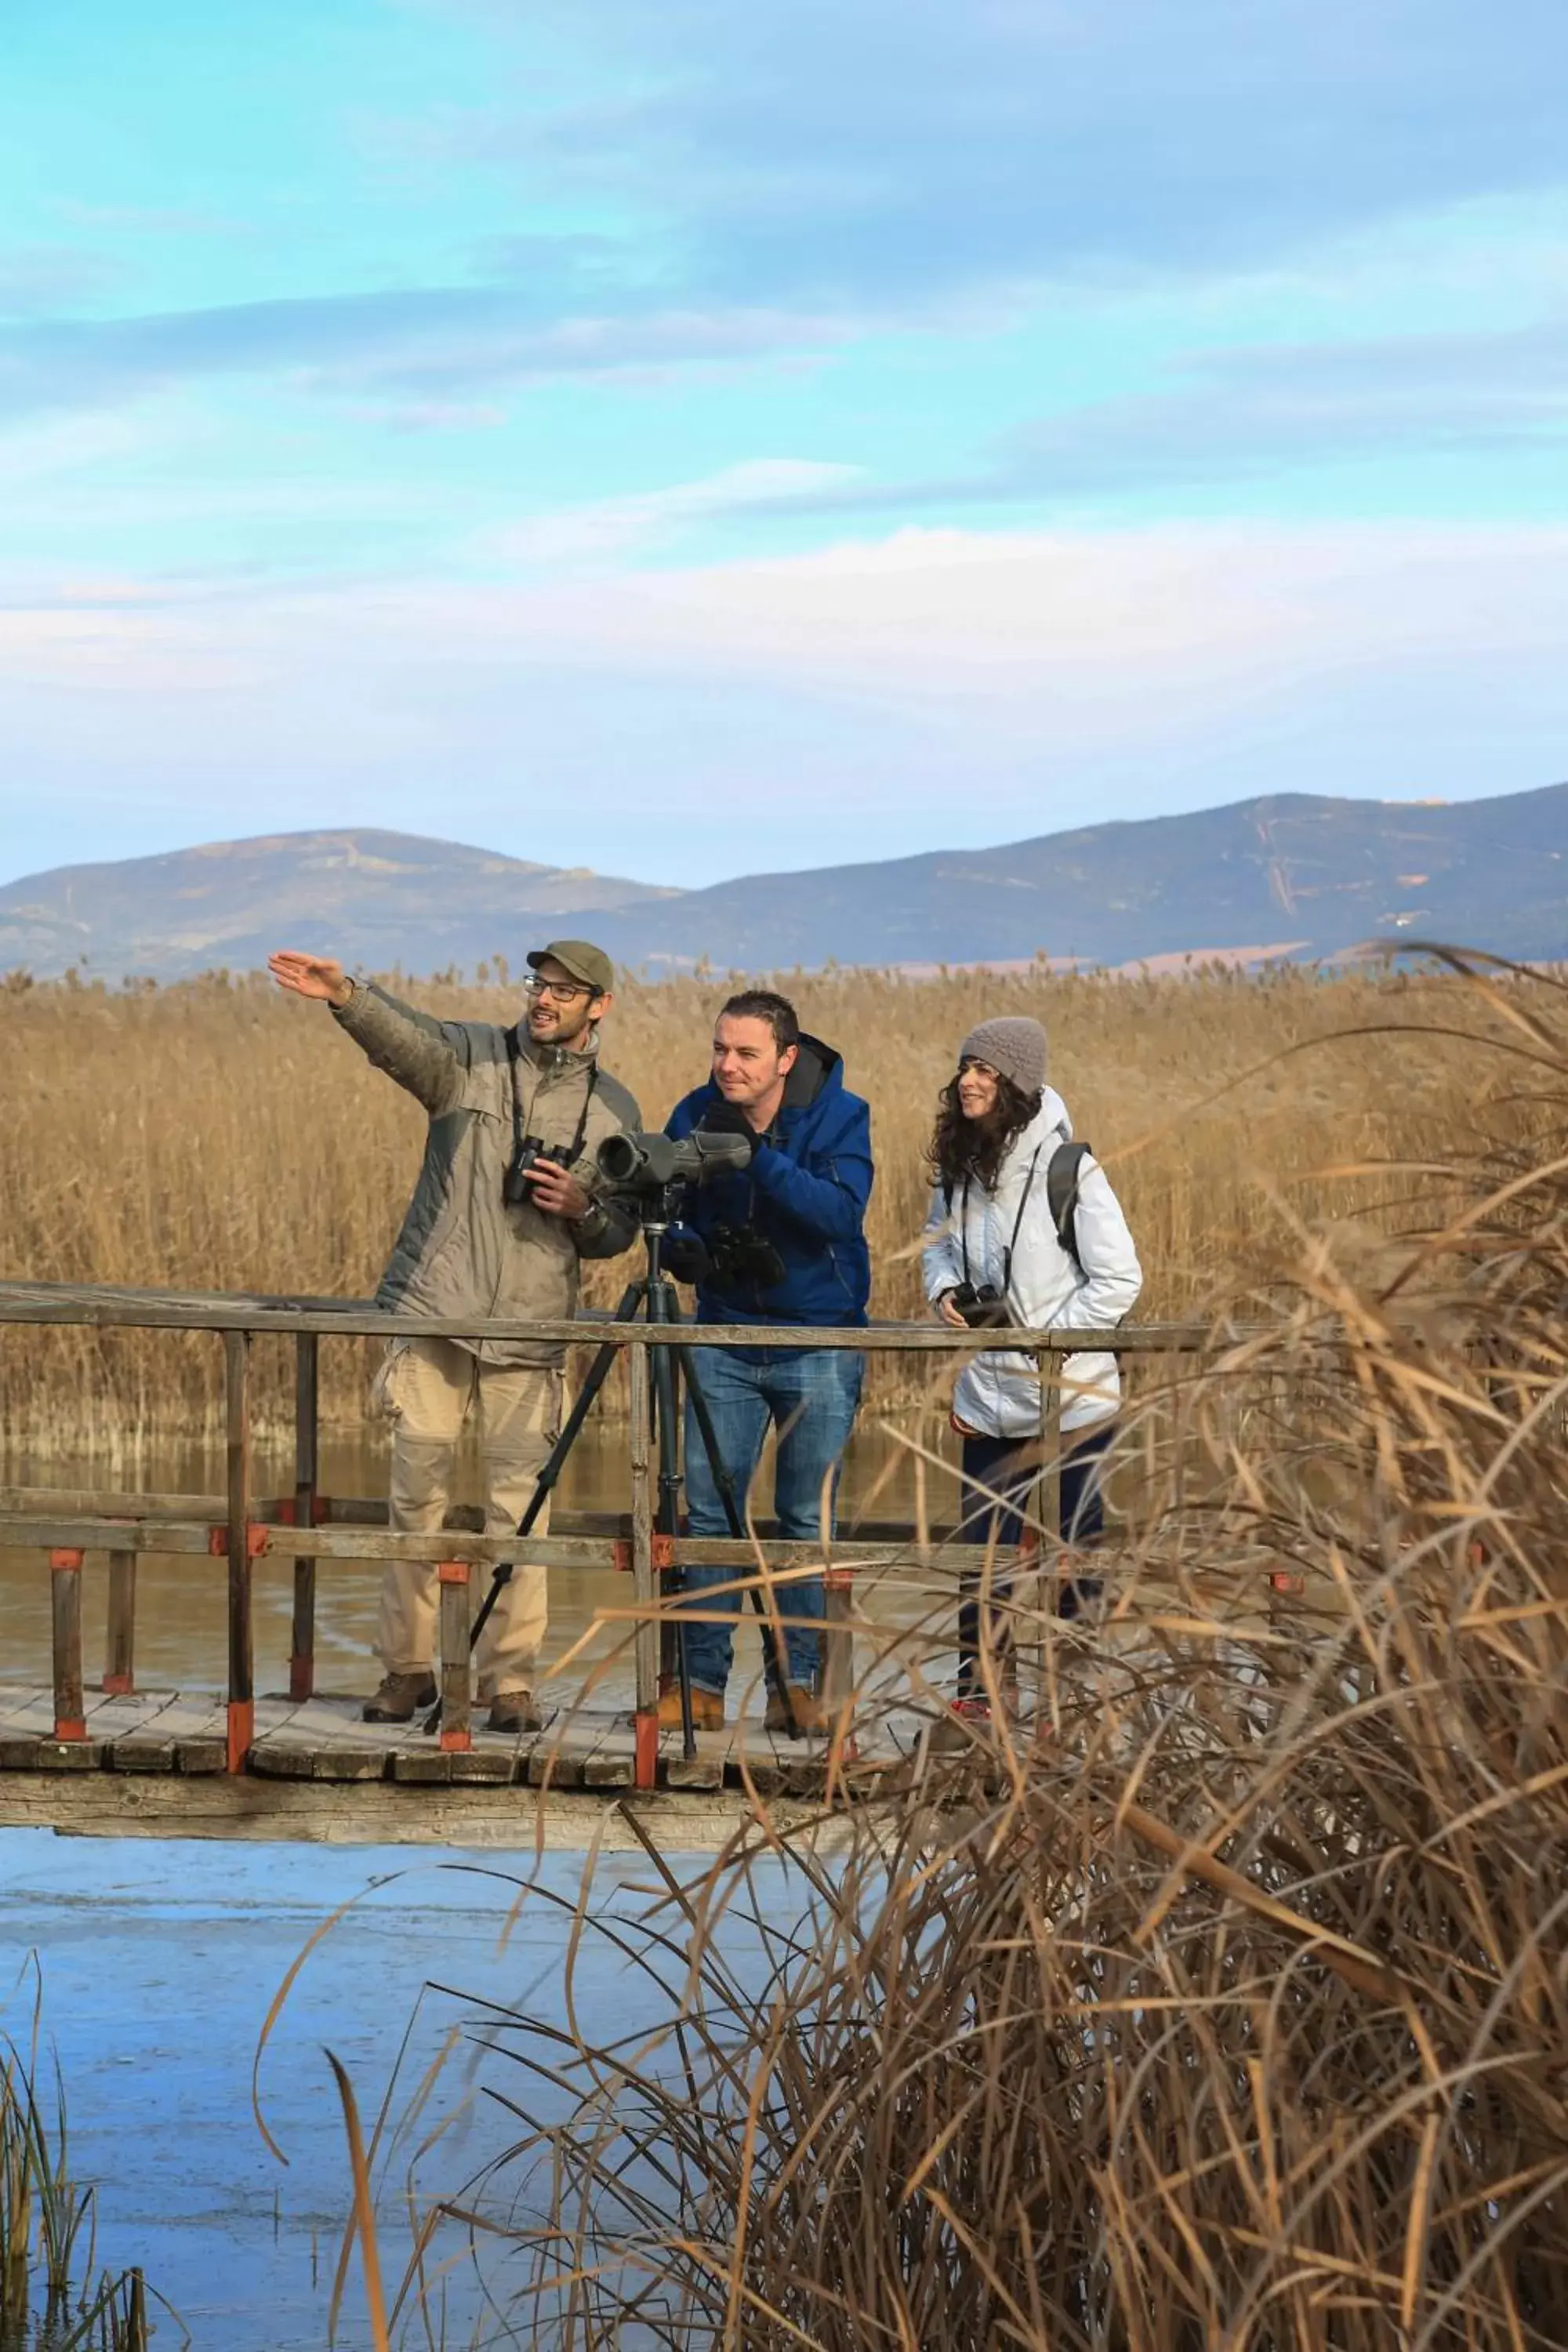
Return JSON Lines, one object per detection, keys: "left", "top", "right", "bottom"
{"left": 0, "top": 956, "right": 1537, "bottom": 1449}
{"left": 328, "top": 958, "right": 1568, "bottom": 2349}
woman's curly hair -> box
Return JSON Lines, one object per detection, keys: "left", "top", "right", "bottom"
{"left": 927, "top": 1067, "right": 1042, "bottom": 1196}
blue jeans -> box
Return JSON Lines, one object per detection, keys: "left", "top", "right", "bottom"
{"left": 679, "top": 1346, "right": 864, "bottom": 1696}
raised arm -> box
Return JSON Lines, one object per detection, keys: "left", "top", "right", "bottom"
{"left": 267, "top": 952, "right": 466, "bottom": 1118}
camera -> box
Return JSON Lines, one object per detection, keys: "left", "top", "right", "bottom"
{"left": 503, "top": 1137, "right": 575, "bottom": 1207}
{"left": 706, "top": 1221, "right": 787, "bottom": 1295}
{"left": 949, "top": 1282, "right": 1011, "bottom": 1330}
{"left": 595, "top": 1127, "right": 753, "bottom": 1192}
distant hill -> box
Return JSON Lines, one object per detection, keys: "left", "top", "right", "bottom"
{"left": 0, "top": 829, "right": 679, "bottom": 982}
{"left": 2, "top": 786, "right": 1564, "bottom": 982}
{"left": 602, "top": 784, "right": 1568, "bottom": 975}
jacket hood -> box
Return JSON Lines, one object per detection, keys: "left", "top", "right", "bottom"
{"left": 781, "top": 1031, "right": 841, "bottom": 1110}
{"left": 1020, "top": 1086, "right": 1073, "bottom": 1154}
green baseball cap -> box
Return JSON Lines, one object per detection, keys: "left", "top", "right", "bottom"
{"left": 528, "top": 938, "right": 615, "bottom": 996}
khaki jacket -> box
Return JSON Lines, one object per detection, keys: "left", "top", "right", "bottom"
{"left": 335, "top": 982, "right": 640, "bottom": 1366}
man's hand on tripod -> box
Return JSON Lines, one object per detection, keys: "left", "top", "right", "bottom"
{"left": 661, "top": 1230, "right": 711, "bottom": 1285}
{"left": 521, "top": 1159, "right": 591, "bottom": 1220}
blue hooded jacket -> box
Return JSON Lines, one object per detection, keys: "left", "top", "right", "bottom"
{"left": 665, "top": 1035, "right": 873, "bottom": 1327}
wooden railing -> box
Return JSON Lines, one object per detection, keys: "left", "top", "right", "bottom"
{"left": 0, "top": 1281, "right": 1218, "bottom": 1788}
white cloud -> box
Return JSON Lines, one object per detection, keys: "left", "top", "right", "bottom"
{"left": 2, "top": 520, "right": 1566, "bottom": 879}
{"left": 491, "top": 459, "right": 865, "bottom": 566}
{"left": 418, "top": 520, "right": 1568, "bottom": 720}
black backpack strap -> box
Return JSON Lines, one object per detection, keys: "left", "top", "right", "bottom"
{"left": 1047, "top": 1141, "right": 1092, "bottom": 1270}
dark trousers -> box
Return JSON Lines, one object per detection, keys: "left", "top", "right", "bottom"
{"left": 956, "top": 1421, "right": 1112, "bottom": 1697}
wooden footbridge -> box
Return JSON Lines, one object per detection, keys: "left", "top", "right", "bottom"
{"left": 0, "top": 1282, "right": 1210, "bottom": 1841}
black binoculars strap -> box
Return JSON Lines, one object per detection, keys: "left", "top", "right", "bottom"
{"left": 506, "top": 1031, "right": 597, "bottom": 1167}
{"left": 959, "top": 1145, "right": 1043, "bottom": 1303}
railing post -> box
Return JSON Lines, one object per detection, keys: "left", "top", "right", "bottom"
{"left": 820, "top": 1564, "right": 854, "bottom": 1716}
{"left": 437, "top": 1563, "right": 471, "bottom": 1751}
{"left": 225, "top": 1329, "right": 254, "bottom": 1773}
{"left": 49, "top": 1549, "right": 86, "bottom": 1740}
{"left": 103, "top": 1548, "right": 136, "bottom": 1695}
{"left": 290, "top": 1330, "right": 319, "bottom": 1701}
{"left": 629, "top": 1340, "right": 659, "bottom": 1791}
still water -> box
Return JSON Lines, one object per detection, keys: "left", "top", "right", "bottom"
{"left": 0, "top": 1826, "right": 764, "bottom": 2350}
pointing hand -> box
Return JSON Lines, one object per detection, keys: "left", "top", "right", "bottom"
{"left": 268, "top": 951, "right": 353, "bottom": 1008}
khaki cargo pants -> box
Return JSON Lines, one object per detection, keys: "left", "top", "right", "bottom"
{"left": 373, "top": 1337, "right": 561, "bottom": 1700}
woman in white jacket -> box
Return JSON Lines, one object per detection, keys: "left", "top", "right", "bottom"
{"left": 921, "top": 1016, "right": 1142, "bottom": 1715}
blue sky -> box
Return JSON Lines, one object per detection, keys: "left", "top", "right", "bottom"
{"left": 2, "top": 0, "right": 1566, "bottom": 887}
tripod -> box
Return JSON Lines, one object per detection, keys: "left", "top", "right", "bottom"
{"left": 423, "top": 1192, "right": 784, "bottom": 1759}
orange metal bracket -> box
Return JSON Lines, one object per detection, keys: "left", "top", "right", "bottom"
{"left": 272, "top": 1495, "right": 332, "bottom": 1526}
{"left": 612, "top": 1533, "right": 674, "bottom": 1573}
{"left": 208, "top": 1523, "right": 270, "bottom": 1558}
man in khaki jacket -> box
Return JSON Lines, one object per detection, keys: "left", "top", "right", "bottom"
{"left": 267, "top": 940, "right": 639, "bottom": 1731}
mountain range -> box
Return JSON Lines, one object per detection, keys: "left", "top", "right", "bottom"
{"left": 2, "top": 782, "right": 1564, "bottom": 983}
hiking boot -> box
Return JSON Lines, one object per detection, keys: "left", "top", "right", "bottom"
{"left": 485, "top": 1690, "right": 543, "bottom": 1736}
{"left": 656, "top": 1683, "right": 726, "bottom": 1733}
{"left": 361, "top": 1671, "right": 437, "bottom": 1724}
{"left": 765, "top": 1682, "right": 828, "bottom": 1739}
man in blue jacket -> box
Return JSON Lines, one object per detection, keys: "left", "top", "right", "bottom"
{"left": 662, "top": 988, "right": 873, "bottom": 1736}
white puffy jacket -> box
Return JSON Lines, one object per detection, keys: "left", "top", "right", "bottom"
{"left": 921, "top": 1088, "right": 1143, "bottom": 1437}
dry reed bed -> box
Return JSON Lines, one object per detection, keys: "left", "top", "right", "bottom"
{"left": 0, "top": 959, "right": 1530, "bottom": 1450}
{"left": 326, "top": 964, "right": 1568, "bottom": 2347}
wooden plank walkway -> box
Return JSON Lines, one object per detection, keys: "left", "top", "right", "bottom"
{"left": 0, "top": 1681, "right": 913, "bottom": 1803}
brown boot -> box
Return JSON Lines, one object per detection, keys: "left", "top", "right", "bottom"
{"left": 361, "top": 1671, "right": 437, "bottom": 1724}
{"left": 766, "top": 1682, "right": 827, "bottom": 1738}
{"left": 656, "top": 1683, "right": 725, "bottom": 1732}
{"left": 485, "top": 1690, "right": 543, "bottom": 1735}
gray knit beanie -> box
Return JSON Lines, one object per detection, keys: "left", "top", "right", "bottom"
{"left": 957, "top": 1016, "right": 1047, "bottom": 1099}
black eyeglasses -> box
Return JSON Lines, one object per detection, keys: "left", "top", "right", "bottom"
{"left": 524, "top": 976, "right": 593, "bottom": 1004}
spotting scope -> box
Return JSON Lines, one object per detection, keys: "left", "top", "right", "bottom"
{"left": 595, "top": 1127, "right": 753, "bottom": 1192}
